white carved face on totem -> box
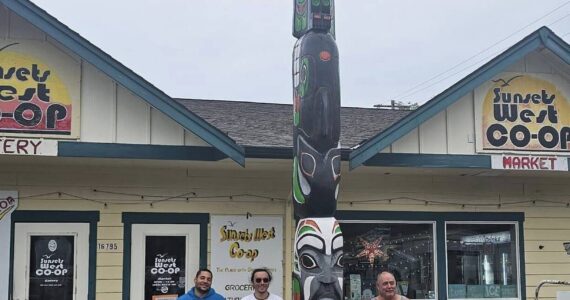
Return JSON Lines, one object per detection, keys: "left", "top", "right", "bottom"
{"left": 294, "top": 217, "right": 343, "bottom": 300}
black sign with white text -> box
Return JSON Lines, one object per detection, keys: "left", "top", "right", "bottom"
{"left": 29, "top": 235, "right": 74, "bottom": 300}
{"left": 145, "top": 236, "right": 186, "bottom": 300}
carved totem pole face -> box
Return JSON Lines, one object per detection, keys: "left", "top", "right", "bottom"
{"left": 293, "top": 218, "right": 343, "bottom": 300}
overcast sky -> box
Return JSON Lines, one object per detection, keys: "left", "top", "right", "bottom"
{"left": 31, "top": 0, "right": 570, "bottom": 108}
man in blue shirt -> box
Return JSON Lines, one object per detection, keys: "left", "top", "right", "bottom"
{"left": 179, "top": 268, "right": 225, "bottom": 300}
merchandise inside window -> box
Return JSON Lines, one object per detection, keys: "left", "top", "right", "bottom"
{"left": 446, "top": 222, "right": 519, "bottom": 299}
{"left": 341, "top": 221, "right": 436, "bottom": 300}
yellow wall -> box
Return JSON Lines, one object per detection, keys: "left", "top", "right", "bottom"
{"left": 5, "top": 157, "right": 570, "bottom": 300}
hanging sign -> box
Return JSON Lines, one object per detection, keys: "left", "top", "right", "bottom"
{"left": 28, "top": 235, "right": 75, "bottom": 300}
{"left": 0, "top": 41, "right": 80, "bottom": 138}
{"left": 211, "top": 215, "right": 283, "bottom": 300}
{"left": 475, "top": 72, "right": 570, "bottom": 154}
{"left": 144, "top": 236, "right": 187, "bottom": 300}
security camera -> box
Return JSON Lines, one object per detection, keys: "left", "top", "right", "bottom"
{"left": 564, "top": 242, "right": 570, "bottom": 255}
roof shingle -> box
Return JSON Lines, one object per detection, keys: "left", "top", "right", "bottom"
{"left": 176, "top": 99, "right": 409, "bottom": 149}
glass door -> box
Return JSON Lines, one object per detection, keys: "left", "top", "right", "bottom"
{"left": 130, "top": 224, "right": 200, "bottom": 300}
{"left": 12, "top": 223, "right": 89, "bottom": 300}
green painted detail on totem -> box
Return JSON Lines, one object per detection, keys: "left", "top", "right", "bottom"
{"left": 293, "top": 157, "right": 306, "bottom": 204}
{"left": 323, "top": 0, "right": 330, "bottom": 6}
{"left": 298, "top": 58, "right": 309, "bottom": 97}
{"left": 298, "top": 225, "right": 317, "bottom": 236}
{"left": 293, "top": 277, "right": 301, "bottom": 294}
{"left": 295, "top": 16, "right": 307, "bottom": 32}
{"left": 312, "top": 0, "right": 320, "bottom": 6}
{"left": 294, "top": 111, "right": 300, "bottom": 126}
{"left": 334, "top": 225, "right": 342, "bottom": 234}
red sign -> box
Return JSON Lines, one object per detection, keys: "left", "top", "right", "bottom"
{"left": 491, "top": 155, "right": 568, "bottom": 171}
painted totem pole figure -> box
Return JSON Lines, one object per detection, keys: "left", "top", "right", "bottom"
{"left": 292, "top": 1, "right": 343, "bottom": 300}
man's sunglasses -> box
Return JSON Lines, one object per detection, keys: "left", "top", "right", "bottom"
{"left": 255, "top": 278, "right": 270, "bottom": 283}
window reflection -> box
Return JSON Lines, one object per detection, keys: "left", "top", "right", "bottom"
{"left": 446, "top": 223, "right": 518, "bottom": 299}
{"left": 341, "top": 222, "right": 436, "bottom": 300}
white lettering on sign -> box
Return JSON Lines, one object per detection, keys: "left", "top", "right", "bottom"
{"left": 0, "top": 137, "right": 57, "bottom": 156}
{"left": 491, "top": 155, "right": 568, "bottom": 171}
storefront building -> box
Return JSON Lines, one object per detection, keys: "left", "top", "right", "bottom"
{"left": 1, "top": 1, "right": 569, "bottom": 300}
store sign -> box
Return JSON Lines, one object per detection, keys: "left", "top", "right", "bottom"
{"left": 0, "top": 137, "right": 57, "bottom": 156}
{"left": 211, "top": 215, "right": 283, "bottom": 300}
{"left": 29, "top": 235, "right": 74, "bottom": 300}
{"left": 0, "top": 41, "right": 80, "bottom": 138}
{"left": 476, "top": 73, "right": 570, "bottom": 154}
{"left": 0, "top": 194, "right": 17, "bottom": 221}
{"left": 491, "top": 154, "right": 568, "bottom": 171}
{"left": 144, "top": 236, "right": 186, "bottom": 300}
{"left": 0, "top": 191, "right": 17, "bottom": 300}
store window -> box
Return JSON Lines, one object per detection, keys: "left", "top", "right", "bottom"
{"left": 341, "top": 221, "right": 436, "bottom": 300}
{"left": 446, "top": 223, "right": 519, "bottom": 299}
{"left": 337, "top": 211, "right": 524, "bottom": 300}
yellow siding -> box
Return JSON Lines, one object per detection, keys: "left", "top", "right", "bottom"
{"left": 7, "top": 159, "right": 570, "bottom": 300}
{"left": 96, "top": 292, "right": 122, "bottom": 300}
{"left": 96, "top": 279, "right": 122, "bottom": 293}
{"left": 97, "top": 266, "right": 123, "bottom": 280}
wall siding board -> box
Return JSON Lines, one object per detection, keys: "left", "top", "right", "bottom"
{"left": 419, "top": 110, "right": 447, "bottom": 154}
{"left": 8, "top": 10, "right": 44, "bottom": 40}
{"left": 185, "top": 130, "right": 209, "bottom": 146}
{"left": 97, "top": 266, "right": 123, "bottom": 279}
{"left": 116, "top": 86, "right": 150, "bottom": 144}
{"left": 525, "top": 51, "right": 553, "bottom": 73}
{"left": 524, "top": 241, "right": 568, "bottom": 252}
{"left": 95, "top": 279, "right": 122, "bottom": 293}
{"left": 391, "top": 128, "right": 419, "bottom": 153}
{"left": 99, "top": 213, "right": 123, "bottom": 227}
{"left": 98, "top": 253, "right": 123, "bottom": 266}
{"left": 81, "top": 63, "right": 116, "bottom": 142}
{"left": 525, "top": 263, "right": 570, "bottom": 275}
{"left": 525, "top": 251, "right": 570, "bottom": 263}
{"left": 446, "top": 92, "right": 476, "bottom": 154}
{"left": 46, "top": 36, "right": 82, "bottom": 63}
{"left": 150, "top": 107, "right": 184, "bottom": 145}
{"left": 524, "top": 218, "right": 570, "bottom": 230}
{"left": 96, "top": 293, "right": 122, "bottom": 300}
{"left": 98, "top": 226, "right": 123, "bottom": 240}
{"left": 525, "top": 229, "right": 570, "bottom": 241}
{"left": 504, "top": 57, "right": 526, "bottom": 72}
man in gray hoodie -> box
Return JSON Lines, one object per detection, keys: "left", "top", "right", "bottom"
{"left": 178, "top": 268, "right": 225, "bottom": 300}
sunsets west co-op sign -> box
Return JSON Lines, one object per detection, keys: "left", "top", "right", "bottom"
{"left": 475, "top": 72, "right": 570, "bottom": 171}
{"left": 0, "top": 41, "right": 79, "bottom": 138}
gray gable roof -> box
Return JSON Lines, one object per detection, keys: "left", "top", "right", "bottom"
{"left": 176, "top": 99, "right": 410, "bottom": 149}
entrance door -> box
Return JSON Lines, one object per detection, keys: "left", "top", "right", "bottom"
{"left": 130, "top": 224, "right": 200, "bottom": 300}
{"left": 12, "top": 223, "right": 89, "bottom": 300}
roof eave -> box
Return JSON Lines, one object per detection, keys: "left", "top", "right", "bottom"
{"left": 349, "top": 26, "right": 566, "bottom": 170}
{"left": 1, "top": 0, "right": 245, "bottom": 166}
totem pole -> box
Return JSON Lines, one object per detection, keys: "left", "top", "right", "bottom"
{"left": 292, "top": 1, "right": 343, "bottom": 300}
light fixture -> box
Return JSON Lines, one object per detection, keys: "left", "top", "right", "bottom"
{"left": 563, "top": 242, "right": 570, "bottom": 255}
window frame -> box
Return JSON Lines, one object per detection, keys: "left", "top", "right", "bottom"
{"left": 444, "top": 221, "right": 521, "bottom": 300}
{"left": 336, "top": 211, "right": 525, "bottom": 300}
{"left": 340, "top": 220, "right": 438, "bottom": 300}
